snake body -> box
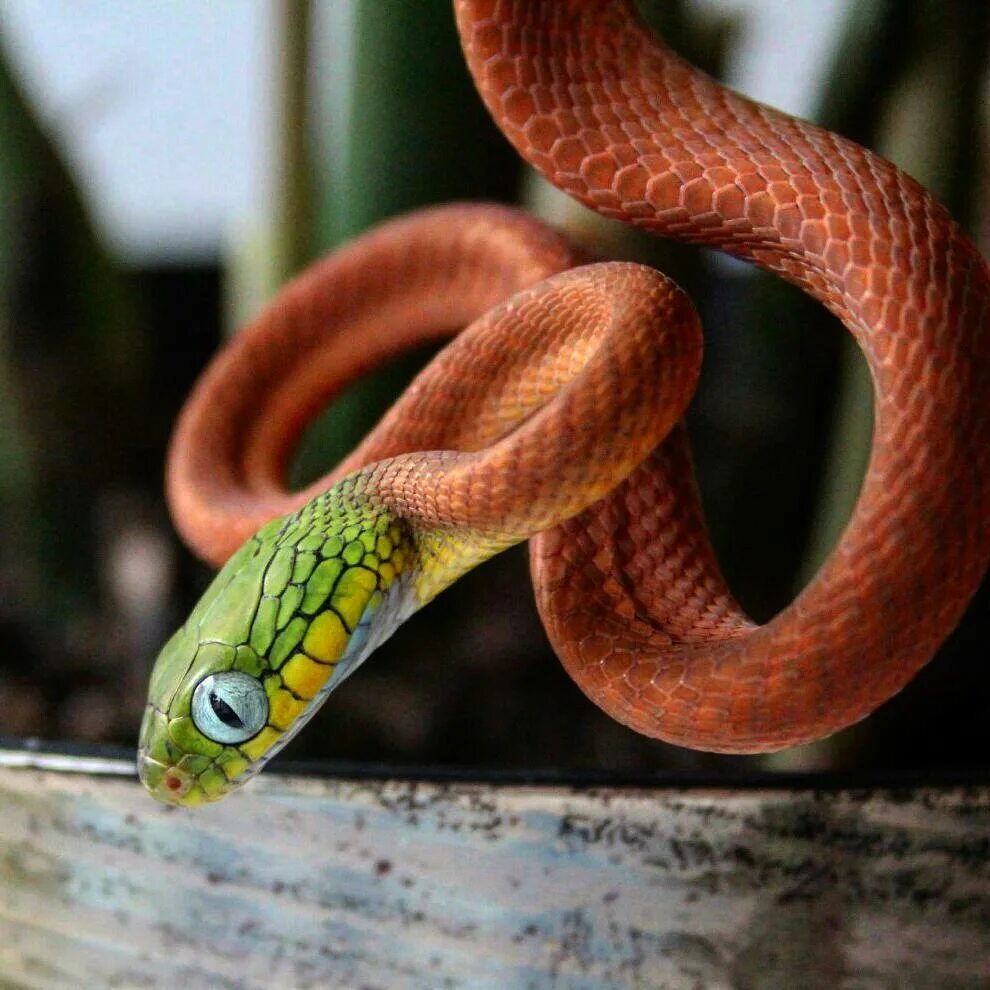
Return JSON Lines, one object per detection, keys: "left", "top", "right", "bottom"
{"left": 140, "top": 1, "right": 989, "bottom": 805}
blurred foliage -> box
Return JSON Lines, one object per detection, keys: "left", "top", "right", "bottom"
{"left": 0, "top": 48, "right": 144, "bottom": 615}
{"left": 0, "top": 36, "right": 216, "bottom": 742}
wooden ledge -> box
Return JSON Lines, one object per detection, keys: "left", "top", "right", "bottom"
{"left": 0, "top": 746, "right": 987, "bottom": 988}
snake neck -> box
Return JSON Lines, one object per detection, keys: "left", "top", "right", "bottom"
{"left": 338, "top": 462, "right": 520, "bottom": 608}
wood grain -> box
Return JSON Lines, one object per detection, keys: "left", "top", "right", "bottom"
{"left": 0, "top": 750, "right": 988, "bottom": 988}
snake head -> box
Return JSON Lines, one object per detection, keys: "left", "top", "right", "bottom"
{"left": 138, "top": 485, "right": 416, "bottom": 806}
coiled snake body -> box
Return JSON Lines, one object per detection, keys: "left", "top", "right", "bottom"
{"left": 140, "top": 1, "right": 989, "bottom": 805}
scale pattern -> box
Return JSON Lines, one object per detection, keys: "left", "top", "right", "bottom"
{"left": 455, "top": 0, "right": 990, "bottom": 749}
{"left": 156, "top": 1, "right": 990, "bottom": 767}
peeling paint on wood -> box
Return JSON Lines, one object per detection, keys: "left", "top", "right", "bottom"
{"left": 0, "top": 751, "right": 988, "bottom": 989}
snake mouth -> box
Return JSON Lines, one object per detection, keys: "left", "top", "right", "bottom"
{"left": 137, "top": 752, "right": 194, "bottom": 806}
{"left": 137, "top": 739, "right": 252, "bottom": 807}
{"left": 138, "top": 751, "right": 255, "bottom": 807}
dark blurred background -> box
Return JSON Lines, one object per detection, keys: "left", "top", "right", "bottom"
{"left": 0, "top": 0, "right": 987, "bottom": 775}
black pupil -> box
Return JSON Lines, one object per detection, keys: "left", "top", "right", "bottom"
{"left": 209, "top": 690, "right": 244, "bottom": 729}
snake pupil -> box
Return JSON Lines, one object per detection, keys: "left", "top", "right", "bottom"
{"left": 209, "top": 691, "right": 244, "bottom": 729}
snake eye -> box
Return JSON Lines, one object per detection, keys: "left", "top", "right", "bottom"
{"left": 191, "top": 672, "right": 268, "bottom": 744}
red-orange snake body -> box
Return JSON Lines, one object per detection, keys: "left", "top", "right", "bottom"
{"left": 145, "top": 0, "right": 989, "bottom": 790}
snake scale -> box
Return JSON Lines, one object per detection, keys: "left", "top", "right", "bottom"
{"left": 139, "top": 1, "right": 989, "bottom": 805}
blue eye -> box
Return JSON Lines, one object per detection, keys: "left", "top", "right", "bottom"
{"left": 191, "top": 672, "right": 268, "bottom": 744}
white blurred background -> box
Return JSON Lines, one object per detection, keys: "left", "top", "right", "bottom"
{"left": 0, "top": 0, "right": 846, "bottom": 264}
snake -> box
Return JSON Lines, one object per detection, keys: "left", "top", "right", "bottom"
{"left": 139, "top": 1, "right": 989, "bottom": 806}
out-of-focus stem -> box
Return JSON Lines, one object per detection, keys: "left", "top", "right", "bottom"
{"left": 226, "top": 0, "right": 314, "bottom": 334}
{"left": 272, "top": 0, "right": 314, "bottom": 283}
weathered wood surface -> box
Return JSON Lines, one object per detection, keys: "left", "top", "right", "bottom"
{"left": 0, "top": 750, "right": 988, "bottom": 989}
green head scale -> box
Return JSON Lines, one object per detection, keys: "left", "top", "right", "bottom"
{"left": 138, "top": 479, "right": 428, "bottom": 806}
